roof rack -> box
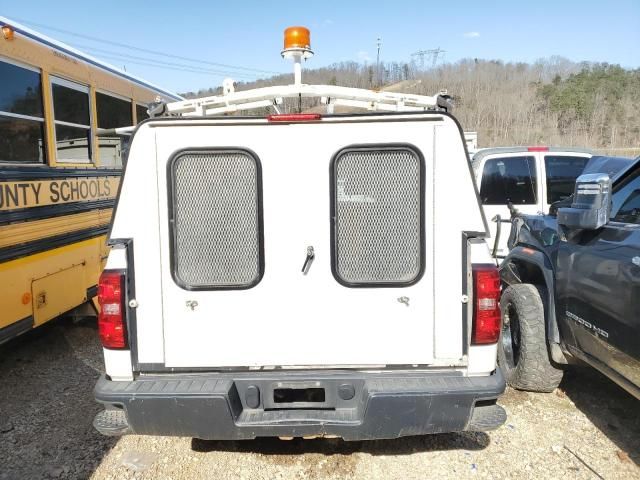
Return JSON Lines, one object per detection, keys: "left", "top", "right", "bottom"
{"left": 164, "top": 83, "right": 452, "bottom": 117}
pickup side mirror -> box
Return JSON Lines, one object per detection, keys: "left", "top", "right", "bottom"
{"left": 557, "top": 173, "right": 611, "bottom": 231}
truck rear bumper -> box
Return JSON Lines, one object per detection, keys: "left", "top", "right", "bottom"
{"left": 94, "top": 369, "right": 506, "bottom": 440}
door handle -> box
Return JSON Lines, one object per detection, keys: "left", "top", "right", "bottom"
{"left": 301, "top": 246, "right": 315, "bottom": 275}
{"left": 633, "top": 256, "right": 640, "bottom": 267}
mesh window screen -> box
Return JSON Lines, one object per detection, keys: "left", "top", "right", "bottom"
{"left": 171, "top": 151, "right": 262, "bottom": 289}
{"left": 333, "top": 147, "right": 423, "bottom": 286}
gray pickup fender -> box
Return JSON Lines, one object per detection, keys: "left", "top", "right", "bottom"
{"left": 499, "top": 246, "right": 567, "bottom": 364}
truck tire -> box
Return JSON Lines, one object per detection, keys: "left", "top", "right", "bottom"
{"left": 498, "top": 284, "right": 563, "bottom": 392}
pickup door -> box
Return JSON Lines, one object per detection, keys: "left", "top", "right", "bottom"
{"left": 556, "top": 165, "right": 640, "bottom": 397}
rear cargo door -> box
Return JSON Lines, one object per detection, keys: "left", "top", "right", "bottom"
{"left": 154, "top": 117, "right": 477, "bottom": 368}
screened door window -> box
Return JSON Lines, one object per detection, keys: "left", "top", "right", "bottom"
{"left": 545, "top": 155, "right": 590, "bottom": 204}
{"left": 612, "top": 170, "right": 640, "bottom": 225}
{"left": 170, "top": 150, "right": 263, "bottom": 289}
{"left": 0, "top": 59, "right": 46, "bottom": 163}
{"left": 480, "top": 156, "right": 537, "bottom": 205}
{"left": 136, "top": 104, "right": 149, "bottom": 123}
{"left": 332, "top": 147, "right": 423, "bottom": 286}
{"left": 51, "top": 77, "right": 92, "bottom": 163}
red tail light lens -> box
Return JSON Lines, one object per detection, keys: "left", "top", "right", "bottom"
{"left": 527, "top": 146, "right": 549, "bottom": 152}
{"left": 472, "top": 265, "right": 501, "bottom": 345}
{"left": 267, "top": 113, "right": 321, "bottom": 122}
{"left": 98, "top": 270, "right": 128, "bottom": 349}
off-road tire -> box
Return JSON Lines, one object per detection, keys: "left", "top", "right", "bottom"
{"left": 498, "top": 283, "right": 563, "bottom": 392}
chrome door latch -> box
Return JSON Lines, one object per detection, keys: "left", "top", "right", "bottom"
{"left": 186, "top": 300, "right": 198, "bottom": 311}
{"left": 301, "top": 246, "right": 315, "bottom": 275}
{"left": 398, "top": 296, "right": 410, "bottom": 307}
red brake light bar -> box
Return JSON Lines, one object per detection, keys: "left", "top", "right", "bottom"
{"left": 527, "top": 146, "right": 549, "bottom": 152}
{"left": 267, "top": 113, "right": 321, "bottom": 122}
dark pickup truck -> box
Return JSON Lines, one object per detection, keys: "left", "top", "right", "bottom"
{"left": 498, "top": 155, "right": 640, "bottom": 399}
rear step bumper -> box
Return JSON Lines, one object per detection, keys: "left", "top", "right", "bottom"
{"left": 94, "top": 369, "right": 506, "bottom": 440}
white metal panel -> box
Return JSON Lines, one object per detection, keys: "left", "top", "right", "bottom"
{"left": 432, "top": 124, "right": 487, "bottom": 360}
{"left": 109, "top": 126, "right": 165, "bottom": 364}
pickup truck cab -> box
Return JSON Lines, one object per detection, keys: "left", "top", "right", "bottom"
{"left": 90, "top": 73, "right": 509, "bottom": 440}
{"left": 499, "top": 155, "right": 640, "bottom": 399}
{"left": 471, "top": 147, "right": 592, "bottom": 257}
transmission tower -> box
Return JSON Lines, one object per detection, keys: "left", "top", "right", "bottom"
{"left": 411, "top": 47, "right": 446, "bottom": 70}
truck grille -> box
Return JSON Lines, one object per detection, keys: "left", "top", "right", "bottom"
{"left": 170, "top": 151, "right": 262, "bottom": 289}
{"left": 333, "top": 147, "right": 423, "bottom": 285}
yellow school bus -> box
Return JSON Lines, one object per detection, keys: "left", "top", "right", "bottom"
{"left": 0, "top": 17, "right": 181, "bottom": 343}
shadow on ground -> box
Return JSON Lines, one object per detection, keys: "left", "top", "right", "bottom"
{"left": 192, "top": 430, "right": 490, "bottom": 456}
{"left": 0, "top": 317, "right": 116, "bottom": 480}
{"left": 560, "top": 366, "right": 640, "bottom": 465}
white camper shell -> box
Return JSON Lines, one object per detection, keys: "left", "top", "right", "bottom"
{"left": 93, "top": 86, "right": 506, "bottom": 440}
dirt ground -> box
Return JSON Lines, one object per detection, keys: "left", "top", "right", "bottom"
{"left": 0, "top": 316, "right": 638, "bottom": 480}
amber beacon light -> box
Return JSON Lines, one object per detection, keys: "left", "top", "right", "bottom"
{"left": 281, "top": 26, "right": 313, "bottom": 85}
{"left": 283, "top": 26, "right": 311, "bottom": 51}
{"left": 2, "top": 24, "right": 15, "bottom": 41}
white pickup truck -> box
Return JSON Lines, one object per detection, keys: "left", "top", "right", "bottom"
{"left": 92, "top": 31, "right": 506, "bottom": 440}
{"left": 471, "top": 147, "right": 592, "bottom": 257}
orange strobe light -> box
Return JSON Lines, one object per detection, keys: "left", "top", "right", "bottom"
{"left": 283, "top": 26, "right": 311, "bottom": 51}
{"left": 2, "top": 25, "right": 15, "bottom": 41}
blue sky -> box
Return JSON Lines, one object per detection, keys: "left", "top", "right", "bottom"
{"left": 2, "top": 0, "right": 639, "bottom": 93}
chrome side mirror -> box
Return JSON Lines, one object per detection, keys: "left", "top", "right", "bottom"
{"left": 557, "top": 173, "right": 611, "bottom": 231}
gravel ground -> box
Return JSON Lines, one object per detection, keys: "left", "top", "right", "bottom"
{"left": 0, "top": 316, "right": 638, "bottom": 480}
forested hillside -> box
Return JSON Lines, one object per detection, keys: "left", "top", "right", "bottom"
{"left": 182, "top": 58, "right": 640, "bottom": 153}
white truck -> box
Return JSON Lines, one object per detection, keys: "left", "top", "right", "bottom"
{"left": 92, "top": 28, "right": 506, "bottom": 440}
{"left": 471, "top": 147, "right": 592, "bottom": 257}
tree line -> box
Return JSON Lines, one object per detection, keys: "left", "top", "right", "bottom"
{"left": 181, "top": 57, "right": 640, "bottom": 153}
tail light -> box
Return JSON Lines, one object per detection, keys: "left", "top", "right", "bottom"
{"left": 97, "top": 270, "right": 128, "bottom": 349}
{"left": 471, "top": 265, "right": 501, "bottom": 345}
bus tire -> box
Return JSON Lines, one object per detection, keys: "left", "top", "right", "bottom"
{"left": 498, "top": 284, "right": 563, "bottom": 393}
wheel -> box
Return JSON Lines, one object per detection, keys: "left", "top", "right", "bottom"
{"left": 498, "top": 283, "right": 563, "bottom": 392}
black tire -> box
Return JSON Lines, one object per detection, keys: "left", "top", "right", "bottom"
{"left": 498, "top": 284, "right": 563, "bottom": 392}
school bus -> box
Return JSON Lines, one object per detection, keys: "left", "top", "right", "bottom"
{"left": 0, "top": 17, "right": 181, "bottom": 343}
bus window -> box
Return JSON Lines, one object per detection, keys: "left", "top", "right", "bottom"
{"left": 96, "top": 92, "right": 132, "bottom": 129}
{"left": 51, "top": 77, "right": 92, "bottom": 163}
{"left": 96, "top": 91, "right": 133, "bottom": 167}
{"left": 136, "top": 103, "right": 149, "bottom": 123}
{"left": 0, "top": 59, "right": 46, "bottom": 163}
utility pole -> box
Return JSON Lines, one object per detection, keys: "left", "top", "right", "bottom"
{"left": 376, "top": 37, "right": 382, "bottom": 87}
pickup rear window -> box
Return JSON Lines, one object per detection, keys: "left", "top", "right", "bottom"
{"left": 480, "top": 156, "right": 537, "bottom": 205}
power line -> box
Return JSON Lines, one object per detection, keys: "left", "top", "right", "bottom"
{"left": 85, "top": 51, "right": 257, "bottom": 79}
{"left": 76, "top": 45, "right": 258, "bottom": 79}
{"left": 11, "top": 17, "right": 282, "bottom": 76}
